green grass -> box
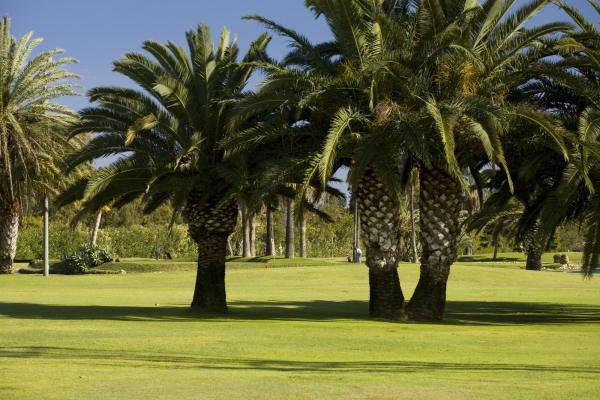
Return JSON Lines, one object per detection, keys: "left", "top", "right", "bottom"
{"left": 1, "top": 260, "right": 599, "bottom": 399}
{"left": 458, "top": 251, "right": 583, "bottom": 264}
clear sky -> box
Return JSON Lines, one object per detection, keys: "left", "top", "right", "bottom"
{"left": 4, "top": 0, "right": 599, "bottom": 189}
{"left": 5, "top": 0, "right": 597, "bottom": 112}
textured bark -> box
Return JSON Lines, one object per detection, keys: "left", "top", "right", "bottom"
{"left": 185, "top": 189, "right": 238, "bottom": 312}
{"left": 369, "top": 268, "right": 405, "bottom": 319}
{"left": 526, "top": 251, "right": 542, "bottom": 271}
{"left": 90, "top": 210, "right": 102, "bottom": 247}
{"left": 0, "top": 200, "right": 20, "bottom": 274}
{"left": 357, "top": 167, "right": 405, "bottom": 320}
{"left": 240, "top": 198, "right": 251, "bottom": 257}
{"left": 191, "top": 231, "right": 229, "bottom": 312}
{"left": 266, "top": 207, "right": 275, "bottom": 255}
{"left": 524, "top": 223, "right": 543, "bottom": 271}
{"left": 285, "top": 199, "right": 294, "bottom": 258}
{"left": 300, "top": 213, "right": 307, "bottom": 258}
{"left": 249, "top": 214, "right": 256, "bottom": 257}
{"left": 407, "top": 166, "right": 461, "bottom": 321}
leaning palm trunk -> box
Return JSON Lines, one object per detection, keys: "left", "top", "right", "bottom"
{"left": 407, "top": 166, "right": 461, "bottom": 321}
{"left": 90, "top": 210, "right": 102, "bottom": 247}
{"left": 186, "top": 189, "right": 238, "bottom": 313}
{"left": 358, "top": 167, "right": 404, "bottom": 319}
{"left": 524, "top": 222, "right": 542, "bottom": 271}
{"left": 0, "top": 200, "right": 20, "bottom": 274}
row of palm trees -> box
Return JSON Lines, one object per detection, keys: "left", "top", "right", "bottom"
{"left": 4, "top": 1, "right": 600, "bottom": 321}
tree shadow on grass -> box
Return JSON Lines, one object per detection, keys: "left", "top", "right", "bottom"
{"left": 1, "top": 345, "right": 598, "bottom": 375}
{"left": 457, "top": 256, "right": 523, "bottom": 262}
{"left": 1, "top": 300, "right": 599, "bottom": 325}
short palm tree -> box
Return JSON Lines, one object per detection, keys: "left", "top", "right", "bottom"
{"left": 0, "top": 16, "right": 81, "bottom": 273}
{"left": 63, "top": 24, "right": 270, "bottom": 311}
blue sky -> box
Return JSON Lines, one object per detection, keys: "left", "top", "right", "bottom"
{"left": 4, "top": 0, "right": 599, "bottom": 188}
{"left": 5, "top": 0, "right": 334, "bottom": 112}
{"left": 5, "top": 0, "right": 597, "bottom": 112}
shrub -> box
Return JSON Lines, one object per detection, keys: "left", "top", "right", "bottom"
{"left": 16, "top": 224, "right": 89, "bottom": 259}
{"left": 60, "top": 243, "right": 116, "bottom": 274}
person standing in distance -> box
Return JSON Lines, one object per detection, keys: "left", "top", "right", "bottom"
{"left": 355, "top": 247, "right": 362, "bottom": 263}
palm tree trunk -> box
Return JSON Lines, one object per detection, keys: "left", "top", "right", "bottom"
{"left": 90, "top": 210, "right": 102, "bottom": 247}
{"left": 300, "top": 212, "right": 307, "bottom": 257}
{"left": 410, "top": 181, "right": 418, "bottom": 263}
{"left": 240, "top": 198, "right": 250, "bottom": 257}
{"left": 186, "top": 190, "right": 238, "bottom": 313}
{"left": 285, "top": 199, "right": 294, "bottom": 258}
{"left": 266, "top": 207, "right": 275, "bottom": 256}
{"left": 407, "top": 166, "right": 461, "bottom": 321}
{"left": 493, "top": 238, "right": 499, "bottom": 261}
{"left": 357, "top": 167, "right": 404, "bottom": 320}
{"left": 526, "top": 251, "right": 543, "bottom": 270}
{"left": 0, "top": 200, "right": 20, "bottom": 274}
{"left": 250, "top": 214, "right": 256, "bottom": 257}
{"left": 191, "top": 231, "right": 229, "bottom": 312}
{"left": 524, "top": 223, "right": 542, "bottom": 271}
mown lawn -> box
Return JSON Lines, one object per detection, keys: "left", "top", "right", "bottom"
{"left": 1, "top": 259, "right": 599, "bottom": 399}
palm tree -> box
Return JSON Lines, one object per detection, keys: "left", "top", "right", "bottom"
{"left": 234, "top": 0, "right": 571, "bottom": 320}
{"left": 311, "top": 0, "right": 570, "bottom": 320}
{"left": 62, "top": 24, "right": 270, "bottom": 311}
{"left": 232, "top": 0, "right": 411, "bottom": 319}
{"left": 0, "top": 16, "right": 81, "bottom": 273}
{"left": 376, "top": 0, "right": 573, "bottom": 320}
{"left": 528, "top": 0, "right": 600, "bottom": 276}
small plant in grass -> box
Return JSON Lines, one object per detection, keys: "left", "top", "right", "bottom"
{"left": 61, "top": 244, "right": 116, "bottom": 274}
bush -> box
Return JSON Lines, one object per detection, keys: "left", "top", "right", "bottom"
{"left": 60, "top": 243, "right": 116, "bottom": 274}
{"left": 16, "top": 224, "right": 89, "bottom": 259}
{"left": 100, "top": 224, "right": 195, "bottom": 258}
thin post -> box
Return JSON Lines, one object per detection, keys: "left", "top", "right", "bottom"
{"left": 43, "top": 195, "right": 49, "bottom": 276}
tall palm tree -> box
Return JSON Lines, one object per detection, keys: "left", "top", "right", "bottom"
{"left": 528, "top": 0, "right": 600, "bottom": 276}
{"left": 372, "top": 0, "right": 572, "bottom": 320}
{"left": 232, "top": 0, "right": 412, "bottom": 319}
{"left": 233, "top": 0, "right": 570, "bottom": 320}
{"left": 0, "top": 16, "right": 81, "bottom": 273}
{"left": 62, "top": 24, "right": 270, "bottom": 311}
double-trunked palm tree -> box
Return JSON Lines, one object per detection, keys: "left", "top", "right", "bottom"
{"left": 233, "top": 0, "right": 572, "bottom": 320}
{"left": 63, "top": 24, "right": 269, "bottom": 311}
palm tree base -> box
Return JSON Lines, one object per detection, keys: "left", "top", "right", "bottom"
{"left": 0, "top": 261, "right": 14, "bottom": 274}
{"left": 406, "top": 264, "right": 450, "bottom": 321}
{"left": 190, "top": 232, "right": 229, "bottom": 313}
{"left": 369, "top": 267, "right": 405, "bottom": 320}
{"left": 525, "top": 252, "right": 543, "bottom": 271}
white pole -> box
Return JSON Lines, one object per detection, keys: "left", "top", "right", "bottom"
{"left": 43, "top": 195, "right": 49, "bottom": 276}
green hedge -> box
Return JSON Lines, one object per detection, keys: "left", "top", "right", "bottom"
{"left": 16, "top": 223, "right": 196, "bottom": 259}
